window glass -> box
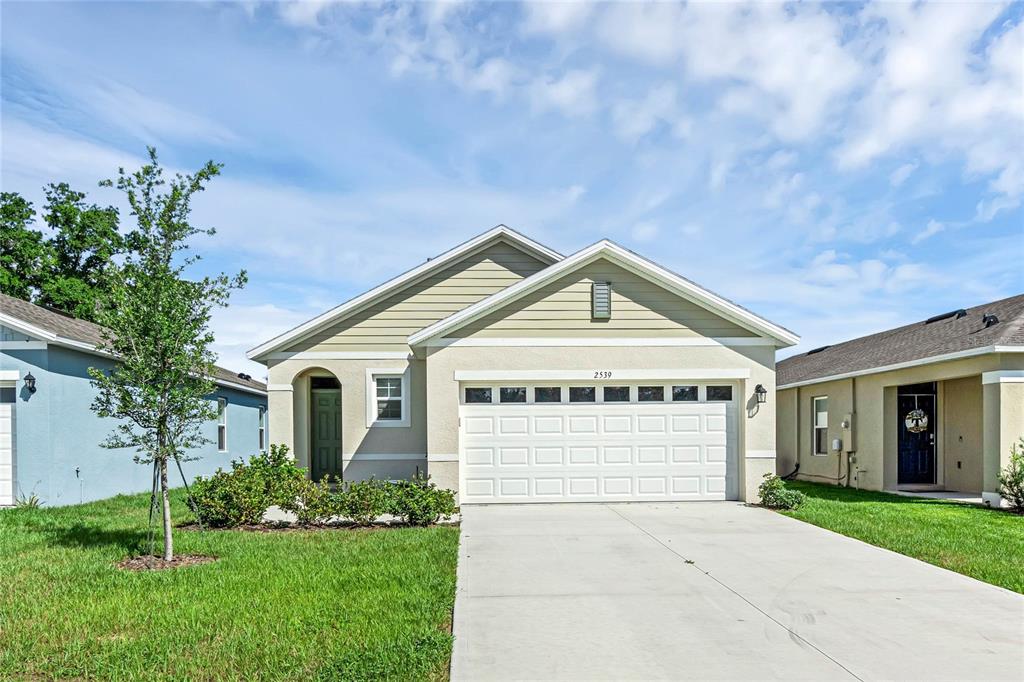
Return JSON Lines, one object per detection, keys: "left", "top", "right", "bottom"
{"left": 465, "top": 387, "right": 492, "bottom": 404}
{"left": 310, "top": 376, "right": 340, "bottom": 390}
{"left": 603, "top": 386, "right": 630, "bottom": 402}
{"left": 637, "top": 386, "right": 664, "bottom": 402}
{"left": 672, "top": 385, "right": 698, "bottom": 402}
{"left": 217, "top": 398, "right": 227, "bottom": 451}
{"left": 0, "top": 386, "right": 15, "bottom": 403}
{"left": 500, "top": 387, "right": 527, "bottom": 403}
{"left": 534, "top": 387, "right": 562, "bottom": 403}
{"left": 258, "top": 407, "right": 266, "bottom": 451}
{"left": 706, "top": 385, "right": 733, "bottom": 401}
{"left": 568, "top": 386, "right": 595, "bottom": 403}
{"left": 813, "top": 397, "right": 829, "bottom": 455}
{"left": 375, "top": 376, "right": 403, "bottom": 420}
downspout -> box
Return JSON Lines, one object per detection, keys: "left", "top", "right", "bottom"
{"left": 848, "top": 376, "right": 857, "bottom": 487}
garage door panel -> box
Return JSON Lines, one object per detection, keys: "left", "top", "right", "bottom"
{"left": 460, "top": 394, "right": 738, "bottom": 503}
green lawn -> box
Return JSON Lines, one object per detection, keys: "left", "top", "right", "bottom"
{"left": 781, "top": 481, "right": 1024, "bottom": 593}
{"left": 0, "top": 491, "right": 460, "bottom": 681}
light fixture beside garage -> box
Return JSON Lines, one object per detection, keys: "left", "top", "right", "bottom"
{"left": 24, "top": 372, "right": 37, "bottom": 394}
{"left": 592, "top": 281, "right": 612, "bottom": 319}
{"left": 754, "top": 383, "right": 767, "bottom": 404}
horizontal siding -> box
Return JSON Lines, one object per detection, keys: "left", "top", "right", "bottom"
{"left": 452, "top": 258, "right": 756, "bottom": 339}
{"left": 289, "top": 240, "right": 547, "bottom": 352}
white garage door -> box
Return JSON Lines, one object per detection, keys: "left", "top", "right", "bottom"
{"left": 0, "top": 385, "right": 15, "bottom": 507}
{"left": 459, "top": 382, "right": 738, "bottom": 503}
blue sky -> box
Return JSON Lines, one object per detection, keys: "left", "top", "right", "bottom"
{"left": 2, "top": 1, "right": 1022, "bottom": 377}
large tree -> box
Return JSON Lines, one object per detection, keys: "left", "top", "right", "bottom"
{"left": 38, "top": 183, "right": 124, "bottom": 321}
{"left": 0, "top": 192, "right": 48, "bottom": 299}
{"left": 89, "top": 149, "right": 245, "bottom": 561}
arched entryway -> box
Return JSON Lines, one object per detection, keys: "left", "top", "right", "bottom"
{"left": 289, "top": 368, "right": 343, "bottom": 482}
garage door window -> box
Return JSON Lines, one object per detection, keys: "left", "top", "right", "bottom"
{"left": 672, "top": 385, "right": 698, "bottom": 401}
{"left": 535, "top": 387, "right": 562, "bottom": 403}
{"left": 465, "top": 387, "right": 492, "bottom": 404}
{"left": 603, "top": 386, "right": 630, "bottom": 402}
{"left": 499, "top": 387, "right": 527, "bottom": 403}
{"left": 707, "top": 385, "right": 733, "bottom": 401}
{"left": 637, "top": 386, "right": 664, "bottom": 402}
{"left": 569, "top": 386, "right": 595, "bottom": 403}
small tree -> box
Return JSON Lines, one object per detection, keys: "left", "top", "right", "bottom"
{"left": 0, "top": 192, "right": 48, "bottom": 300}
{"left": 89, "top": 148, "right": 245, "bottom": 560}
{"left": 997, "top": 438, "right": 1024, "bottom": 513}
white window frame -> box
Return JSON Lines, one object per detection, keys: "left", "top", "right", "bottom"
{"left": 258, "top": 406, "right": 266, "bottom": 452}
{"left": 365, "top": 368, "right": 410, "bottom": 428}
{"left": 217, "top": 397, "right": 228, "bottom": 452}
{"left": 812, "top": 396, "right": 829, "bottom": 456}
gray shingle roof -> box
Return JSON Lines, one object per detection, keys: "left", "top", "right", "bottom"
{"left": 0, "top": 293, "right": 266, "bottom": 393}
{"left": 777, "top": 293, "right": 1024, "bottom": 387}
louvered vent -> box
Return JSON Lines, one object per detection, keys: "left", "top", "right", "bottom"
{"left": 592, "top": 281, "right": 612, "bottom": 319}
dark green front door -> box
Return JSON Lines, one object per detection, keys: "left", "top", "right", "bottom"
{"left": 311, "top": 389, "right": 342, "bottom": 482}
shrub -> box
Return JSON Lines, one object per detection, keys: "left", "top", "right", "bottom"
{"left": 281, "top": 476, "right": 340, "bottom": 526}
{"left": 389, "top": 474, "right": 457, "bottom": 526}
{"left": 758, "top": 473, "right": 805, "bottom": 510}
{"left": 997, "top": 438, "right": 1024, "bottom": 513}
{"left": 14, "top": 491, "right": 42, "bottom": 509}
{"left": 190, "top": 444, "right": 305, "bottom": 527}
{"left": 338, "top": 479, "right": 390, "bottom": 526}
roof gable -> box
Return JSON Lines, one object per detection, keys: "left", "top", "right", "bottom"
{"left": 408, "top": 240, "right": 799, "bottom": 347}
{"left": 777, "top": 293, "right": 1024, "bottom": 387}
{"left": 247, "top": 225, "right": 561, "bottom": 360}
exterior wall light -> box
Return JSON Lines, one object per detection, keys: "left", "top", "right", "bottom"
{"left": 754, "top": 383, "right": 767, "bottom": 404}
{"left": 24, "top": 372, "right": 37, "bottom": 393}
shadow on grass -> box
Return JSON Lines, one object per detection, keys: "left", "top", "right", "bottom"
{"left": 46, "top": 522, "right": 149, "bottom": 552}
{"left": 787, "top": 480, "right": 1004, "bottom": 512}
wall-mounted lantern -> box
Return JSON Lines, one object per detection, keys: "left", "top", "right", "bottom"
{"left": 754, "top": 383, "right": 767, "bottom": 404}
{"left": 24, "top": 372, "right": 37, "bottom": 393}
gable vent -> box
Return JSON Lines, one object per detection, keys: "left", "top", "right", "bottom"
{"left": 592, "top": 281, "right": 612, "bottom": 319}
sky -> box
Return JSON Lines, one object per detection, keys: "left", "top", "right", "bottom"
{"left": 2, "top": 1, "right": 1022, "bottom": 379}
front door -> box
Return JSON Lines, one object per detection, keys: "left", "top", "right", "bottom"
{"left": 311, "top": 388, "right": 342, "bottom": 482}
{"left": 897, "top": 382, "right": 936, "bottom": 485}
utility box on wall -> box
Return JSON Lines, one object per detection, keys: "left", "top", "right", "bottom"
{"left": 841, "top": 412, "right": 855, "bottom": 453}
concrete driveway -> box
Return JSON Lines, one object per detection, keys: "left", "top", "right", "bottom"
{"left": 451, "top": 503, "right": 1024, "bottom": 681}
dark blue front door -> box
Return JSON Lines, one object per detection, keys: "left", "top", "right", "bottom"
{"left": 898, "top": 383, "right": 936, "bottom": 485}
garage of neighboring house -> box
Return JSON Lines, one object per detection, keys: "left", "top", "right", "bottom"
{"left": 457, "top": 380, "right": 739, "bottom": 502}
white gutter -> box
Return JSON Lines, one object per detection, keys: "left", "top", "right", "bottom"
{"left": 777, "top": 345, "right": 1024, "bottom": 390}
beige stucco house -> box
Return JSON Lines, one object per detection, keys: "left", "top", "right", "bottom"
{"left": 248, "top": 226, "right": 799, "bottom": 504}
{"left": 776, "top": 294, "right": 1024, "bottom": 508}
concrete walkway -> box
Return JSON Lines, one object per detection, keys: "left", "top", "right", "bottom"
{"left": 452, "top": 503, "right": 1024, "bottom": 681}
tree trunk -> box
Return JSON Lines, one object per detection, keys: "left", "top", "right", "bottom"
{"left": 160, "top": 457, "right": 173, "bottom": 561}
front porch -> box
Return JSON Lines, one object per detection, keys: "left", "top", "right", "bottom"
{"left": 891, "top": 487, "right": 984, "bottom": 506}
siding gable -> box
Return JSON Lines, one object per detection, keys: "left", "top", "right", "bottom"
{"left": 449, "top": 258, "right": 756, "bottom": 338}
{"left": 288, "top": 240, "right": 549, "bottom": 353}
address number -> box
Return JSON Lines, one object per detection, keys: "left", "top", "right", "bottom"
{"left": 594, "top": 371, "right": 613, "bottom": 379}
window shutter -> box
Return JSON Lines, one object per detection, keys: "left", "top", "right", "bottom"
{"left": 592, "top": 281, "right": 612, "bottom": 319}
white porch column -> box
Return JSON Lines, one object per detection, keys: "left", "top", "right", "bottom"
{"left": 981, "top": 371, "right": 1024, "bottom": 508}
{"left": 267, "top": 383, "right": 295, "bottom": 459}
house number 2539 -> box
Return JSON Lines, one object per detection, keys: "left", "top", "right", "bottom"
{"left": 593, "top": 371, "right": 612, "bottom": 379}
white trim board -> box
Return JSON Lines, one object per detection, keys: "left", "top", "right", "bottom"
{"left": 0, "top": 341, "right": 47, "bottom": 351}
{"left": 0, "top": 370, "right": 21, "bottom": 381}
{"left": 746, "top": 450, "right": 777, "bottom": 459}
{"left": 343, "top": 453, "right": 425, "bottom": 462}
{"left": 778, "top": 345, "right": 1024, "bottom": 389}
{"left": 427, "top": 453, "right": 459, "bottom": 462}
{"left": 982, "top": 370, "right": 1024, "bottom": 384}
{"left": 427, "top": 336, "right": 775, "bottom": 348}
{"left": 264, "top": 351, "right": 410, "bottom": 360}
{"left": 408, "top": 239, "right": 799, "bottom": 348}
{"left": 452, "top": 368, "right": 752, "bottom": 382}
{"left": 0, "top": 313, "right": 266, "bottom": 396}
{"left": 247, "top": 226, "right": 562, "bottom": 361}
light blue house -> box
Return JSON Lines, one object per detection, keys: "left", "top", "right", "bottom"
{"left": 0, "top": 293, "right": 267, "bottom": 507}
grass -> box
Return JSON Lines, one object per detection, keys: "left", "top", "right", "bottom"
{"left": 781, "top": 481, "right": 1024, "bottom": 594}
{"left": 0, "top": 490, "right": 460, "bottom": 681}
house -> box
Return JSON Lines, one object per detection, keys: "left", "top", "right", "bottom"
{"left": 0, "top": 293, "right": 268, "bottom": 507}
{"left": 248, "top": 225, "right": 799, "bottom": 504}
{"left": 775, "top": 294, "right": 1024, "bottom": 508}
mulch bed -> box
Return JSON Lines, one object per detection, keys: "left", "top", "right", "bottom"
{"left": 117, "top": 554, "right": 218, "bottom": 571}
{"left": 177, "top": 522, "right": 389, "bottom": 533}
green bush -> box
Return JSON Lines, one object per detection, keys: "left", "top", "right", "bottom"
{"left": 997, "top": 438, "right": 1024, "bottom": 513}
{"left": 190, "top": 444, "right": 305, "bottom": 527}
{"left": 338, "top": 479, "right": 390, "bottom": 526}
{"left": 758, "top": 473, "right": 806, "bottom": 510}
{"left": 281, "top": 476, "right": 340, "bottom": 525}
{"left": 388, "top": 474, "right": 458, "bottom": 526}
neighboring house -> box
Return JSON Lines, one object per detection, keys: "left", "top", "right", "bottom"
{"left": 248, "top": 225, "right": 799, "bottom": 504}
{"left": 0, "top": 293, "right": 268, "bottom": 507}
{"left": 776, "top": 294, "right": 1024, "bottom": 508}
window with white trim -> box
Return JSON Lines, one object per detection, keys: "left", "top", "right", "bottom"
{"left": 258, "top": 406, "right": 266, "bottom": 452}
{"left": 375, "top": 376, "right": 403, "bottom": 421}
{"left": 813, "top": 396, "right": 829, "bottom": 455}
{"left": 217, "top": 398, "right": 227, "bottom": 451}
{"left": 365, "top": 369, "right": 410, "bottom": 427}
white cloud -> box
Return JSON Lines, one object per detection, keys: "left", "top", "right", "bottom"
{"left": 530, "top": 69, "right": 599, "bottom": 117}
{"left": 911, "top": 219, "right": 944, "bottom": 244}
{"left": 611, "top": 83, "right": 677, "bottom": 141}
{"left": 889, "top": 162, "right": 918, "bottom": 187}
{"left": 276, "top": 1, "right": 338, "bottom": 28}
{"left": 630, "top": 221, "right": 659, "bottom": 242}
{"left": 521, "top": 1, "right": 593, "bottom": 35}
